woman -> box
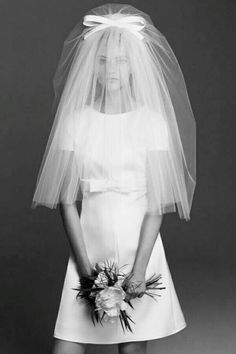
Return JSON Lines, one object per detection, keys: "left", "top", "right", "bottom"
{"left": 32, "top": 3, "right": 196, "bottom": 354}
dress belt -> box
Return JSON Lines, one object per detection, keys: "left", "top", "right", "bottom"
{"left": 80, "top": 177, "right": 146, "bottom": 193}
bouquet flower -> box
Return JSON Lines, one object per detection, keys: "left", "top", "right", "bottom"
{"left": 72, "top": 259, "right": 165, "bottom": 333}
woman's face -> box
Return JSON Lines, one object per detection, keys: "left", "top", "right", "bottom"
{"left": 95, "top": 41, "right": 131, "bottom": 93}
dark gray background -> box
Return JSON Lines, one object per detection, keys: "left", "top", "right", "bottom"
{"left": 1, "top": 0, "right": 235, "bottom": 353}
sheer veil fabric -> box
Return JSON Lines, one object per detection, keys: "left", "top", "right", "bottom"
{"left": 32, "top": 3, "right": 196, "bottom": 220}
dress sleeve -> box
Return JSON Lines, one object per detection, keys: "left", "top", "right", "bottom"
{"left": 145, "top": 119, "right": 190, "bottom": 219}
{"left": 58, "top": 116, "right": 75, "bottom": 151}
{"left": 58, "top": 116, "right": 83, "bottom": 204}
{"left": 32, "top": 113, "right": 82, "bottom": 209}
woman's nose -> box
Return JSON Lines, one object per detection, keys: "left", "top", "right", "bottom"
{"left": 107, "top": 59, "right": 118, "bottom": 74}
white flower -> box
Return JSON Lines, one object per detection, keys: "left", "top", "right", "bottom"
{"left": 114, "top": 278, "right": 124, "bottom": 288}
{"left": 94, "top": 271, "right": 109, "bottom": 287}
{"left": 95, "top": 285, "right": 127, "bottom": 321}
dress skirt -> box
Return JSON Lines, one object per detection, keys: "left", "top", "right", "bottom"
{"left": 53, "top": 188, "right": 186, "bottom": 344}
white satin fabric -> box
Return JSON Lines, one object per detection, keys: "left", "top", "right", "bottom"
{"left": 53, "top": 107, "right": 186, "bottom": 343}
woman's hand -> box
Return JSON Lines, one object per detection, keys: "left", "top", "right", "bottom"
{"left": 123, "top": 270, "right": 146, "bottom": 301}
{"left": 78, "top": 263, "right": 98, "bottom": 289}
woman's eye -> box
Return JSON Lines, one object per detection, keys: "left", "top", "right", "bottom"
{"left": 98, "top": 57, "right": 128, "bottom": 65}
{"left": 99, "top": 58, "right": 106, "bottom": 64}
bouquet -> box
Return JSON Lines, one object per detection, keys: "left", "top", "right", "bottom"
{"left": 72, "top": 259, "right": 165, "bottom": 333}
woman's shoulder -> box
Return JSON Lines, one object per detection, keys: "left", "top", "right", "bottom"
{"left": 137, "top": 106, "right": 167, "bottom": 128}
{"left": 67, "top": 106, "right": 93, "bottom": 126}
{"left": 136, "top": 107, "right": 169, "bottom": 150}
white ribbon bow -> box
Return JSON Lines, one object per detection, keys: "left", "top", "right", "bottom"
{"left": 83, "top": 14, "right": 146, "bottom": 40}
{"left": 80, "top": 177, "right": 146, "bottom": 193}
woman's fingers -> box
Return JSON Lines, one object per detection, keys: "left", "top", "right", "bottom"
{"left": 137, "top": 291, "right": 145, "bottom": 298}
{"left": 124, "top": 274, "right": 146, "bottom": 301}
{"left": 126, "top": 285, "right": 145, "bottom": 300}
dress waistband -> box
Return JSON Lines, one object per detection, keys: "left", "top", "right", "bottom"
{"left": 80, "top": 177, "right": 146, "bottom": 193}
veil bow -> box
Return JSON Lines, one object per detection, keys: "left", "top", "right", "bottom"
{"left": 83, "top": 14, "right": 146, "bottom": 40}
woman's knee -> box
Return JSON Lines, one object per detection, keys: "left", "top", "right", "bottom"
{"left": 52, "top": 338, "right": 87, "bottom": 354}
{"left": 118, "top": 341, "right": 148, "bottom": 354}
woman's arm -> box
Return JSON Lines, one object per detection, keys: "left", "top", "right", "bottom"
{"left": 59, "top": 202, "right": 93, "bottom": 277}
{"left": 132, "top": 213, "right": 163, "bottom": 274}
{"left": 125, "top": 213, "right": 163, "bottom": 300}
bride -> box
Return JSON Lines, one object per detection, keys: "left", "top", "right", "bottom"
{"left": 32, "top": 3, "right": 196, "bottom": 354}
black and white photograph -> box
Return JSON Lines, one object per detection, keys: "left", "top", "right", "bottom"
{"left": 1, "top": 1, "right": 235, "bottom": 353}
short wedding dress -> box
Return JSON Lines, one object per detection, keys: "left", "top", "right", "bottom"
{"left": 53, "top": 106, "right": 186, "bottom": 344}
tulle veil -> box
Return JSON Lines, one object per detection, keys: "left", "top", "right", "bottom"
{"left": 31, "top": 3, "right": 196, "bottom": 220}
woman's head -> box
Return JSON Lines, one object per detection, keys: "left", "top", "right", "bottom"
{"left": 53, "top": 4, "right": 160, "bottom": 113}
{"left": 94, "top": 31, "right": 131, "bottom": 94}
{"left": 78, "top": 23, "right": 142, "bottom": 111}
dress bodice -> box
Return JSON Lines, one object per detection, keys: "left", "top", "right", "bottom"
{"left": 60, "top": 105, "right": 169, "bottom": 202}
{"left": 77, "top": 107, "right": 148, "bottom": 196}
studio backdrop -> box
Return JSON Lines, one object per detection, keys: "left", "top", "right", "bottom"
{"left": 0, "top": 1, "right": 235, "bottom": 353}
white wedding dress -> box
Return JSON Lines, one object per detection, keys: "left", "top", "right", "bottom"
{"left": 53, "top": 106, "right": 186, "bottom": 344}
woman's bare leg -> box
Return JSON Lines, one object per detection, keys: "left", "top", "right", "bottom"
{"left": 118, "top": 341, "right": 148, "bottom": 354}
{"left": 52, "top": 338, "right": 87, "bottom": 354}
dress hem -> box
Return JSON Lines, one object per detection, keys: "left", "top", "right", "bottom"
{"left": 53, "top": 322, "right": 186, "bottom": 345}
